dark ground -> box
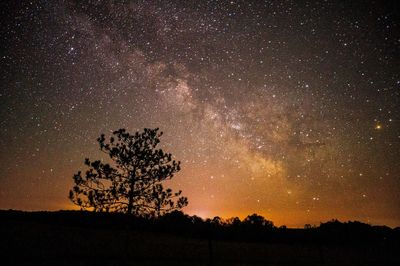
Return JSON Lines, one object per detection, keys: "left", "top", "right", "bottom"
{"left": 1, "top": 211, "right": 399, "bottom": 265}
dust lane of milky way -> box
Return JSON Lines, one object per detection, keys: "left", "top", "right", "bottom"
{"left": 1, "top": 1, "right": 399, "bottom": 227}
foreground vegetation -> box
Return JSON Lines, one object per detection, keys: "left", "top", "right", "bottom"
{"left": 1, "top": 210, "right": 399, "bottom": 265}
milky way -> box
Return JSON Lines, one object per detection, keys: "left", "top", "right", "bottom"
{"left": 1, "top": 1, "right": 399, "bottom": 227}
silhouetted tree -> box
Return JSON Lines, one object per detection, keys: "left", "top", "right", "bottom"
{"left": 211, "top": 216, "right": 224, "bottom": 226}
{"left": 226, "top": 217, "right": 241, "bottom": 227}
{"left": 243, "top": 213, "right": 275, "bottom": 229}
{"left": 69, "top": 128, "right": 188, "bottom": 217}
{"left": 304, "top": 224, "right": 314, "bottom": 229}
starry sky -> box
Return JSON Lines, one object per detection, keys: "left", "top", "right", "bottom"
{"left": 1, "top": 0, "right": 399, "bottom": 227}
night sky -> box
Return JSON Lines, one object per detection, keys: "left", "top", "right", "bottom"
{"left": 1, "top": 0, "right": 399, "bottom": 227}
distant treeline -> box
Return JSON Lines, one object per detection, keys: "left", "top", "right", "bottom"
{"left": 1, "top": 210, "right": 399, "bottom": 246}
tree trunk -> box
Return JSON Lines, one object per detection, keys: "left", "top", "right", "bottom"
{"left": 127, "top": 190, "right": 134, "bottom": 214}
{"left": 127, "top": 171, "right": 135, "bottom": 214}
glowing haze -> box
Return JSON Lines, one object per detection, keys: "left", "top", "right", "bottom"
{"left": 1, "top": 1, "right": 399, "bottom": 227}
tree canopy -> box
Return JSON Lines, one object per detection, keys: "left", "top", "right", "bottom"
{"left": 69, "top": 128, "right": 188, "bottom": 217}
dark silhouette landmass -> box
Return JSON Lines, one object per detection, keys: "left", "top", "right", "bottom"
{"left": 1, "top": 210, "right": 399, "bottom": 265}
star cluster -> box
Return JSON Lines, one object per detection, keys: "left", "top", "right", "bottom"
{"left": 1, "top": 0, "right": 399, "bottom": 227}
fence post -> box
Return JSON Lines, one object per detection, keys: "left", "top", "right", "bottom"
{"left": 208, "top": 237, "right": 214, "bottom": 266}
{"left": 319, "top": 244, "right": 324, "bottom": 265}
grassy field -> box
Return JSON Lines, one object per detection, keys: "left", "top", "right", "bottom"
{"left": 1, "top": 218, "right": 399, "bottom": 265}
